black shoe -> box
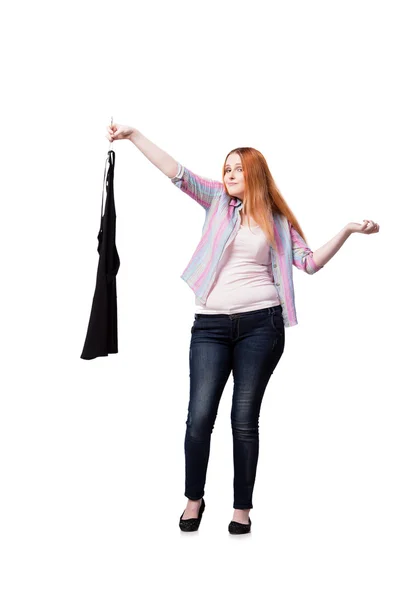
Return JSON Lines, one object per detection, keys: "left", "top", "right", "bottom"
{"left": 179, "top": 498, "right": 205, "bottom": 532}
{"left": 228, "top": 517, "right": 252, "bottom": 535}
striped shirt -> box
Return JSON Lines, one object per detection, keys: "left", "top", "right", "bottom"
{"left": 170, "top": 164, "right": 324, "bottom": 327}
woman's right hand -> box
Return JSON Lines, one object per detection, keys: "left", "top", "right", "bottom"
{"left": 105, "top": 123, "right": 135, "bottom": 142}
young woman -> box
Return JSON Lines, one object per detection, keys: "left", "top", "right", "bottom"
{"left": 106, "top": 123, "right": 380, "bottom": 535}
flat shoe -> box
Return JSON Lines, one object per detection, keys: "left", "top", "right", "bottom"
{"left": 179, "top": 498, "right": 205, "bottom": 532}
{"left": 228, "top": 517, "right": 252, "bottom": 535}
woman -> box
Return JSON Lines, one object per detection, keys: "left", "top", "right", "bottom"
{"left": 106, "top": 123, "right": 380, "bottom": 535}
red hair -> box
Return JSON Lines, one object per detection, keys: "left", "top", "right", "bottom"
{"left": 222, "top": 147, "right": 309, "bottom": 252}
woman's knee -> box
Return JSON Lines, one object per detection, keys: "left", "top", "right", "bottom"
{"left": 231, "top": 418, "right": 259, "bottom": 440}
{"left": 186, "top": 409, "right": 216, "bottom": 440}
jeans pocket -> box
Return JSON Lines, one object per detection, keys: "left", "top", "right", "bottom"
{"left": 270, "top": 312, "right": 284, "bottom": 336}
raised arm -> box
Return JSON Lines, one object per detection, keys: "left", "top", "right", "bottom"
{"left": 129, "top": 129, "right": 223, "bottom": 210}
{"left": 129, "top": 129, "right": 179, "bottom": 178}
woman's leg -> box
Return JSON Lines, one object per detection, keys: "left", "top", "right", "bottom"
{"left": 230, "top": 307, "right": 285, "bottom": 516}
{"left": 184, "top": 315, "right": 232, "bottom": 505}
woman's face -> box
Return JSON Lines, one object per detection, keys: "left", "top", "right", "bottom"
{"left": 224, "top": 152, "right": 244, "bottom": 200}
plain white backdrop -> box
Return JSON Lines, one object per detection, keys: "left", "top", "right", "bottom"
{"left": 1, "top": 0, "right": 399, "bottom": 598}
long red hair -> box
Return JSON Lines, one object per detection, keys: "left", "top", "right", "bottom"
{"left": 222, "top": 147, "right": 308, "bottom": 252}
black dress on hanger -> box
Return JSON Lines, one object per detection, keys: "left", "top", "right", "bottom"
{"left": 81, "top": 150, "right": 120, "bottom": 359}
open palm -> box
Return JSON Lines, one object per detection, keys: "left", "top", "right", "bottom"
{"left": 347, "top": 220, "right": 380, "bottom": 234}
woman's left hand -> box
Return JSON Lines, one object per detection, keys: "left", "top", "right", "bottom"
{"left": 346, "top": 220, "right": 380, "bottom": 235}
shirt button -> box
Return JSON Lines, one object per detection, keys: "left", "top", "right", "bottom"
{"left": 276, "top": 282, "right": 280, "bottom": 286}
{"left": 273, "top": 264, "right": 277, "bottom": 268}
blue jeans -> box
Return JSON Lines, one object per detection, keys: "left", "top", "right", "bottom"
{"left": 185, "top": 304, "right": 285, "bottom": 509}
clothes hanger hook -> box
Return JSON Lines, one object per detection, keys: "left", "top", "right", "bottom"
{"left": 109, "top": 116, "right": 113, "bottom": 151}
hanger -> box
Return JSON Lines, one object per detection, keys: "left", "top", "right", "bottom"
{"left": 109, "top": 115, "right": 113, "bottom": 152}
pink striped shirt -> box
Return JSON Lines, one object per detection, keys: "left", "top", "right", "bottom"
{"left": 170, "top": 164, "right": 324, "bottom": 327}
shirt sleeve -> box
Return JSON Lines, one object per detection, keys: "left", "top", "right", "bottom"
{"left": 170, "top": 163, "right": 224, "bottom": 210}
{"left": 289, "top": 221, "right": 324, "bottom": 274}
{"left": 170, "top": 163, "right": 185, "bottom": 181}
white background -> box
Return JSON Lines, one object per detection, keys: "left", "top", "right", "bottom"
{"left": 1, "top": 1, "right": 399, "bottom": 598}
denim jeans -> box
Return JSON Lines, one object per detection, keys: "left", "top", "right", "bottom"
{"left": 185, "top": 304, "right": 285, "bottom": 509}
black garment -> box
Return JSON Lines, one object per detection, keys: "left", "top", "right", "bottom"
{"left": 81, "top": 150, "right": 120, "bottom": 359}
